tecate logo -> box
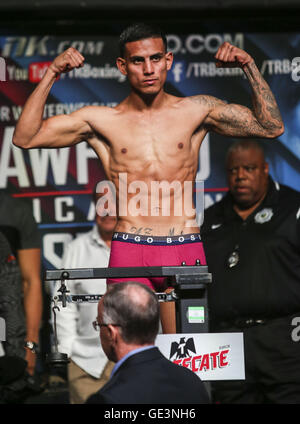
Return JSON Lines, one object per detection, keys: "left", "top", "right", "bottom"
{"left": 169, "top": 337, "right": 230, "bottom": 372}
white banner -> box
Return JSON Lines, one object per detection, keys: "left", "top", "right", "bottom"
{"left": 155, "top": 332, "right": 245, "bottom": 381}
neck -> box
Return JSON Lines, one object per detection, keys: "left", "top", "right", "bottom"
{"left": 116, "top": 342, "right": 154, "bottom": 362}
{"left": 128, "top": 88, "right": 167, "bottom": 110}
{"left": 234, "top": 203, "right": 258, "bottom": 220}
{"left": 233, "top": 192, "right": 267, "bottom": 221}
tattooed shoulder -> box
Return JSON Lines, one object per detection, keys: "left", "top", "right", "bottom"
{"left": 189, "top": 95, "right": 227, "bottom": 110}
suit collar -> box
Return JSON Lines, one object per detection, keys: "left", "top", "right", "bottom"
{"left": 113, "top": 346, "right": 161, "bottom": 376}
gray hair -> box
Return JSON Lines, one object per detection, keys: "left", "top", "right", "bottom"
{"left": 102, "top": 282, "right": 159, "bottom": 345}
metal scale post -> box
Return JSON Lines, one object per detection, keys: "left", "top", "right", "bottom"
{"left": 45, "top": 262, "right": 212, "bottom": 365}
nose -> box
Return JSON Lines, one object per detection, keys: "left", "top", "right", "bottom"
{"left": 235, "top": 167, "right": 246, "bottom": 180}
{"left": 143, "top": 59, "right": 154, "bottom": 75}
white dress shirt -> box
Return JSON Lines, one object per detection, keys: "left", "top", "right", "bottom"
{"left": 54, "top": 225, "right": 110, "bottom": 378}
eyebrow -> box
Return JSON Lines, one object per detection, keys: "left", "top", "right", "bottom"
{"left": 227, "top": 164, "right": 258, "bottom": 170}
{"left": 129, "top": 52, "right": 164, "bottom": 61}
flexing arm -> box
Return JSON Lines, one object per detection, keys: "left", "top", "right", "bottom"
{"left": 13, "top": 48, "right": 93, "bottom": 149}
{"left": 198, "top": 42, "right": 284, "bottom": 138}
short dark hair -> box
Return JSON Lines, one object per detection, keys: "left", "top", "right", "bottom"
{"left": 119, "top": 22, "right": 167, "bottom": 58}
{"left": 226, "top": 139, "right": 266, "bottom": 165}
{"left": 102, "top": 282, "right": 159, "bottom": 345}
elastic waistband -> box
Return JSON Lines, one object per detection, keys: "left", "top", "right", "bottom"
{"left": 112, "top": 232, "right": 202, "bottom": 245}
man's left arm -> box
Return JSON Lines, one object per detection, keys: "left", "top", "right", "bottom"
{"left": 18, "top": 248, "right": 42, "bottom": 376}
{"left": 202, "top": 42, "right": 284, "bottom": 138}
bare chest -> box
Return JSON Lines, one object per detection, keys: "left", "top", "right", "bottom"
{"left": 97, "top": 110, "right": 200, "bottom": 162}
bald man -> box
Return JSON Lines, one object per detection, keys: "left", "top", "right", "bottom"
{"left": 202, "top": 140, "right": 300, "bottom": 404}
{"left": 86, "top": 282, "right": 210, "bottom": 404}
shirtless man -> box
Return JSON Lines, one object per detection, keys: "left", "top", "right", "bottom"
{"left": 13, "top": 23, "right": 284, "bottom": 333}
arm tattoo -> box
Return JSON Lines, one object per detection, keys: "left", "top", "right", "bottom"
{"left": 190, "top": 95, "right": 226, "bottom": 110}
{"left": 244, "top": 61, "right": 283, "bottom": 132}
{"left": 197, "top": 63, "right": 284, "bottom": 138}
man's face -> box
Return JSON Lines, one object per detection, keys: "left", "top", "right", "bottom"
{"left": 97, "top": 300, "right": 117, "bottom": 363}
{"left": 96, "top": 214, "right": 117, "bottom": 235}
{"left": 117, "top": 37, "right": 173, "bottom": 96}
{"left": 226, "top": 147, "right": 269, "bottom": 209}
{"left": 95, "top": 192, "right": 117, "bottom": 235}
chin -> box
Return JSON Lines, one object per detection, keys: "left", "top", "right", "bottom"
{"left": 233, "top": 194, "right": 252, "bottom": 208}
{"left": 136, "top": 84, "right": 161, "bottom": 96}
{"left": 142, "top": 89, "right": 160, "bottom": 97}
{"left": 235, "top": 199, "right": 254, "bottom": 210}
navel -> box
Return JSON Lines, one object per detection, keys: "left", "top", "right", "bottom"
{"left": 121, "top": 148, "right": 127, "bottom": 154}
{"left": 178, "top": 143, "right": 184, "bottom": 149}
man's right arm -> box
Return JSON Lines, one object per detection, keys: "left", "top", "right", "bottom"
{"left": 13, "top": 48, "right": 93, "bottom": 149}
{"left": 190, "top": 43, "right": 284, "bottom": 139}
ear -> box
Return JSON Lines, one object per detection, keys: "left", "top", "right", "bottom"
{"left": 116, "top": 57, "right": 127, "bottom": 76}
{"left": 107, "top": 324, "right": 120, "bottom": 343}
{"left": 263, "top": 161, "right": 269, "bottom": 175}
{"left": 165, "top": 51, "right": 173, "bottom": 71}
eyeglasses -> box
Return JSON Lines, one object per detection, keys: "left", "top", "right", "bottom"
{"left": 92, "top": 320, "right": 121, "bottom": 332}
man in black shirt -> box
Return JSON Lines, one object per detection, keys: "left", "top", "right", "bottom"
{"left": 201, "top": 140, "right": 300, "bottom": 403}
{"left": 0, "top": 192, "right": 42, "bottom": 377}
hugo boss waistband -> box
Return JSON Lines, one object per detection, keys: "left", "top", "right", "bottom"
{"left": 112, "top": 232, "right": 202, "bottom": 245}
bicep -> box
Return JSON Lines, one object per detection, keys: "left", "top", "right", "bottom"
{"left": 29, "top": 110, "right": 94, "bottom": 149}
{"left": 204, "top": 102, "right": 268, "bottom": 138}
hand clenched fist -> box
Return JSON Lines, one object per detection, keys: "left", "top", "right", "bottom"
{"left": 49, "top": 48, "right": 85, "bottom": 75}
{"left": 215, "top": 42, "right": 253, "bottom": 68}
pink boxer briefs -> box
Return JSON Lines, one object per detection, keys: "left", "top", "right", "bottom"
{"left": 107, "top": 232, "right": 207, "bottom": 291}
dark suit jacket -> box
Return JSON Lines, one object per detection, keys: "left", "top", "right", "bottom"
{"left": 86, "top": 347, "right": 210, "bottom": 404}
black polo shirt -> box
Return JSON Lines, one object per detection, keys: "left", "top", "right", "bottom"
{"left": 201, "top": 178, "right": 300, "bottom": 323}
{"left": 0, "top": 192, "right": 40, "bottom": 257}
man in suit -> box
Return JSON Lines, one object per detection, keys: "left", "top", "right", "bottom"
{"left": 86, "top": 281, "right": 210, "bottom": 404}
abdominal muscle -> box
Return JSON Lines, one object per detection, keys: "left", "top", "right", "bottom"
{"left": 91, "top": 98, "right": 206, "bottom": 236}
{"left": 109, "top": 167, "right": 200, "bottom": 236}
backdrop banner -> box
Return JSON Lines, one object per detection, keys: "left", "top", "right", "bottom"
{"left": 0, "top": 31, "right": 299, "bottom": 276}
